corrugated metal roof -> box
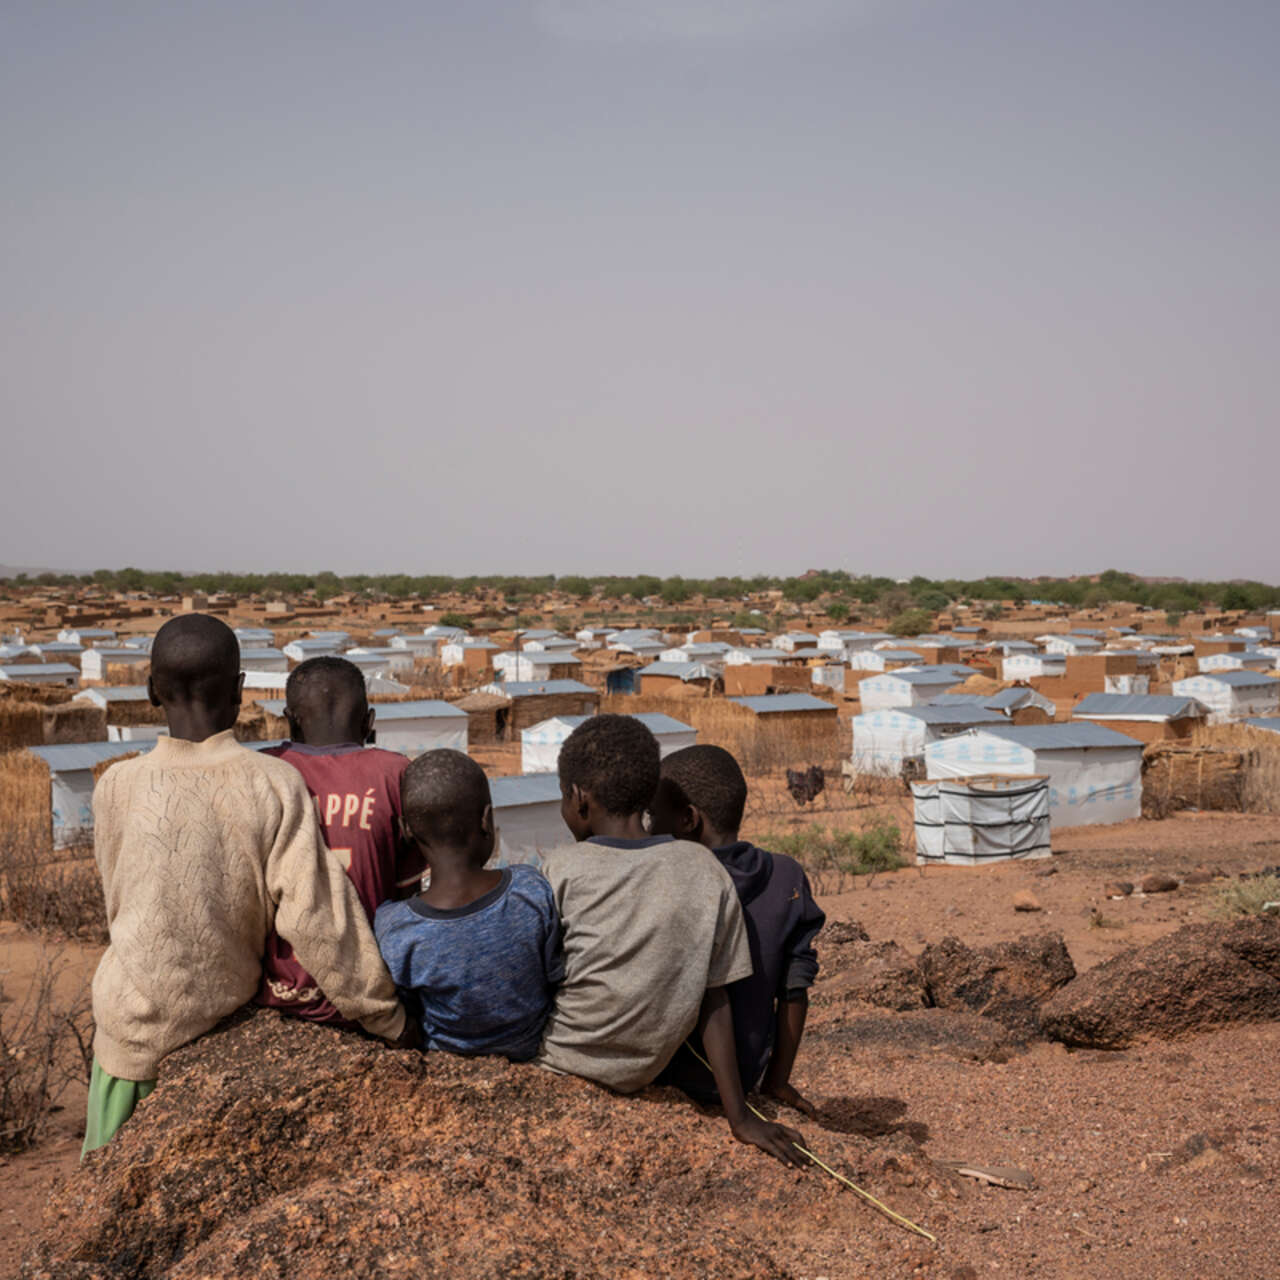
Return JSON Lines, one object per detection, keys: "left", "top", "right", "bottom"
{"left": 638, "top": 662, "right": 716, "bottom": 680}
{"left": 1245, "top": 718, "right": 1280, "bottom": 735}
{"left": 27, "top": 741, "right": 154, "bottom": 772}
{"left": 974, "top": 723, "right": 1143, "bottom": 751}
{"left": 869, "top": 668, "right": 966, "bottom": 685}
{"left": 732, "top": 648, "right": 790, "bottom": 662}
{"left": 729, "top": 694, "right": 836, "bottom": 714}
{"left": 73, "top": 685, "right": 150, "bottom": 703}
{"left": 632, "top": 713, "right": 695, "bottom": 734}
{"left": 1073, "top": 693, "right": 1204, "bottom": 719}
{"left": 238, "top": 648, "right": 285, "bottom": 661}
{"left": 875, "top": 649, "right": 926, "bottom": 661}
{"left": 898, "top": 705, "right": 1007, "bottom": 726}
{"left": 1187, "top": 670, "right": 1277, "bottom": 687}
{"left": 373, "top": 700, "right": 467, "bottom": 721}
{"left": 1, "top": 663, "right": 80, "bottom": 678}
{"left": 490, "top": 680, "right": 597, "bottom": 697}
{"left": 490, "top": 773, "right": 564, "bottom": 808}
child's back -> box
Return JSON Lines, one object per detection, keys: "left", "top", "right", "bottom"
{"left": 375, "top": 750, "right": 562, "bottom": 1060}
{"left": 257, "top": 740, "right": 422, "bottom": 1022}
{"left": 377, "top": 863, "right": 561, "bottom": 1060}
{"left": 535, "top": 834, "right": 749, "bottom": 1092}
{"left": 93, "top": 729, "right": 403, "bottom": 1081}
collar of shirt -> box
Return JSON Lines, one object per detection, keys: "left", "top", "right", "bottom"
{"left": 585, "top": 834, "right": 676, "bottom": 850}
{"left": 284, "top": 742, "right": 367, "bottom": 756}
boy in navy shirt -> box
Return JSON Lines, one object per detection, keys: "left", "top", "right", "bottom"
{"left": 650, "top": 745, "right": 825, "bottom": 1115}
{"left": 375, "top": 750, "right": 562, "bottom": 1060}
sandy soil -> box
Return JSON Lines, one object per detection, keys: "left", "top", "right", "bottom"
{"left": 2, "top": 811, "right": 1279, "bottom": 1278}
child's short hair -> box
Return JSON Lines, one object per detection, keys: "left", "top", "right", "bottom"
{"left": 558, "top": 715, "right": 659, "bottom": 816}
{"left": 150, "top": 614, "right": 240, "bottom": 704}
{"left": 286, "top": 655, "right": 367, "bottom": 717}
{"left": 659, "top": 745, "right": 748, "bottom": 834}
{"left": 402, "top": 749, "right": 491, "bottom": 849}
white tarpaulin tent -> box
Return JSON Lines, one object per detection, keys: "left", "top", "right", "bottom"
{"left": 28, "top": 741, "right": 155, "bottom": 849}
{"left": 857, "top": 669, "right": 966, "bottom": 711}
{"left": 370, "top": 701, "right": 468, "bottom": 755}
{"left": 851, "top": 704, "right": 1006, "bottom": 775}
{"left": 911, "top": 775, "right": 1051, "bottom": 864}
{"left": 924, "top": 723, "right": 1143, "bottom": 828}
{"left": 1002, "top": 652, "right": 1065, "bottom": 680}
{"left": 488, "top": 773, "right": 571, "bottom": 868}
{"left": 521, "top": 713, "right": 697, "bottom": 774}
{"left": 1171, "top": 672, "right": 1280, "bottom": 724}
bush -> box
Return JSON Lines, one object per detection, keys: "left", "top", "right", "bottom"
{"left": 756, "top": 820, "right": 905, "bottom": 883}
{"left": 1211, "top": 874, "right": 1280, "bottom": 919}
{"left": 0, "top": 947, "right": 93, "bottom": 1153}
{"left": 826, "top": 601, "right": 850, "bottom": 624}
{"left": 888, "top": 608, "right": 933, "bottom": 637}
{"left": 437, "top": 612, "right": 471, "bottom": 630}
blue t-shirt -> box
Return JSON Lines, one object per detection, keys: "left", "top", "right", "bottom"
{"left": 374, "top": 864, "right": 563, "bottom": 1061}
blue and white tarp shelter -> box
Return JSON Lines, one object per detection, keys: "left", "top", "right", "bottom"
{"left": 28, "top": 741, "right": 155, "bottom": 849}
{"left": 924, "top": 723, "right": 1143, "bottom": 829}
{"left": 858, "top": 669, "right": 966, "bottom": 712}
{"left": 488, "top": 773, "right": 571, "bottom": 868}
{"left": 1172, "top": 671, "right": 1280, "bottom": 724}
{"left": 852, "top": 704, "right": 1007, "bottom": 775}
{"left": 911, "top": 775, "right": 1051, "bottom": 865}
{"left": 521, "top": 712, "right": 696, "bottom": 774}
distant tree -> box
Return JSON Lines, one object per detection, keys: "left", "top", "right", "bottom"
{"left": 878, "top": 587, "right": 913, "bottom": 617}
{"left": 438, "top": 611, "right": 471, "bottom": 630}
{"left": 1219, "top": 584, "right": 1251, "bottom": 612}
{"left": 557, "top": 576, "right": 594, "bottom": 599}
{"left": 913, "top": 588, "right": 949, "bottom": 613}
{"left": 826, "top": 601, "right": 850, "bottom": 624}
{"left": 983, "top": 603, "right": 1004, "bottom": 621}
{"left": 1165, "top": 611, "right": 1184, "bottom": 630}
{"left": 889, "top": 608, "right": 933, "bottom": 636}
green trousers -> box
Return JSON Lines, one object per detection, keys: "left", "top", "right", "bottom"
{"left": 81, "top": 1059, "right": 156, "bottom": 1158}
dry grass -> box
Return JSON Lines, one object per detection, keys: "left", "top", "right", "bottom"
{"left": 1210, "top": 873, "right": 1280, "bottom": 919}
{"left": 0, "top": 751, "right": 53, "bottom": 853}
{"left": 0, "top": 816, "right": 105, "bottom": 942}
{"left": 0, "top": 944, "right": 94, "bottom": 1152}
{"left": 750, "top": 818, "right": 905, "bottom": 893}
{"left": 1191, "top": 723, "right": 1280, "bottom": 814}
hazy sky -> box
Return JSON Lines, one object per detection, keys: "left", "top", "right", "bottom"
{"left": 2, "top": 1, "right": 1276, "bottom": 581}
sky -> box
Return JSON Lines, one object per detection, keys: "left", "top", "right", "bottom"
{"left": 2, "top": 0, "right": 1276, "bottom": 581}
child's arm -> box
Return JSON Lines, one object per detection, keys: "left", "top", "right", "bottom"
{"left": 761, "top": 994, "right": 816, "bottom": 1116}
{"left": 267, "top": 773, "right": 407, "bottom": 1044}
{"left": 697, "top": 987, "right": 808, "bottom": 1169}
{"left": 763, "top": 868, "right": 825, "bottom": 1113}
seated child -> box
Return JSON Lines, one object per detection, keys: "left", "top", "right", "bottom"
{"left": 650, "top": 745, "right": 825, "bottom": 1115}
{"left": 86, "top": 615, "right": 409, "bottom": 1155}
{"left": 257, "top": 656, "right": 425, "bottom": 1026}
{"left": 374, "top": 750, "right": 563, "bottom": 1060}
{"left": 534, "top": 715, "right": 806, "bottom": 1167}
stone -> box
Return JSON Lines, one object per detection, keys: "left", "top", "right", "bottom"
{"left": 812, "top": 939, "right": 928, "bottom": 1015}
{"left": 1182, "top": 869, "right": 1215, "bottom": 886}
{"left": 1103, "top": 880, "right": 1134, "bottom": 898}
{"left": 1039, "top": 917, "right": 1280, "bottom": 1048}
{"left": 818, "top": 1008, "right": 1019, "bottom": 1063}
{"left": 1031, "top": 864, "right": 1058, "bottom": 878}
{"left": 820, "top": 918, "right": 871, "bottom": 945}
{"left": 26, "top": 1008, "right": 949, "bottom": 1279}
{"left": 918, "top": 933, "right": 1076, "bottom": 1040}
{"left": 1140, "top": 873, "right": 1179, "bottom": 894}
{"left": 1012, "top": 891, "right": 1043, "bottom": 912}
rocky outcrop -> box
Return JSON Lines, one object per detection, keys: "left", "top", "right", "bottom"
{"left": 918, "top": 934, "right": 1076, "bottom": 1040}
{"left": 1039, "top": 917, "right": 1280, "bottom": 1049}
{"left": 24, "top": 1009, "right": 952, "bottom": 1279}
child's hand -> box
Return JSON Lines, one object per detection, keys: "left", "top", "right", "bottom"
{"left": 729, "top": 1115, "right": 809, "bottom": 1169}
{"left": 390, "top": 1017, "right": 423, "bottom": 1050}
{"left": 762, "top": 1079, "right": 818, "bottom": 1118}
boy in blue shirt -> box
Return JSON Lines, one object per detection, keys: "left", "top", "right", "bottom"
{"left": 375, "top": 750, "right": 562, "bottom": 1060}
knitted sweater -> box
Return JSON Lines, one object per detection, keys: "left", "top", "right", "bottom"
{"left": 90, "top": 730, "right": 405, "bottom": 1079}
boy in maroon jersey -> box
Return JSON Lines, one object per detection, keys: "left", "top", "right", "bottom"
{"left": 256, "top": 656, "right": 425, "bottom": 1026}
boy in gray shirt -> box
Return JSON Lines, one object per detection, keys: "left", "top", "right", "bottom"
{"left": 535, "top": 715, "right": 806, "bottom": 1167}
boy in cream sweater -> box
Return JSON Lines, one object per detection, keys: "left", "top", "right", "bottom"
{"left": 84, "top": 614, "right": 412, "bottom": 1155}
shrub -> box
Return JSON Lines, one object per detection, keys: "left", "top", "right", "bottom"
{"left": 755, "top": 819, "right": 905, "bottom": 889}
{"left": 437, "top": 611, "right": 471, "bottom": 630}
{"left": 888, "top": 608, "right": 933, "bottom": 637}
{"left": 1211, "top": 874, "right": 1280, "bottom": 919}
{"left": 0, "top": 946, "right": 93, "bottom": 1153}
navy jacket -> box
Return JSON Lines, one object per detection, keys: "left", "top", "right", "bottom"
{"left": 660, "top": 841, "right": 825, "bottom": 1099}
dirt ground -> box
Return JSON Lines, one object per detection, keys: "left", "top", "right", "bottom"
{"left": 3, "top": 810, "right": 1279, "bottom": 1278}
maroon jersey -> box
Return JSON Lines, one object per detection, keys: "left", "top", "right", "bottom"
{"left": 255, "top": 743, "right": 425, "bottom": 1026}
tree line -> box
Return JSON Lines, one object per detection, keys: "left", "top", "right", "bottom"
{"left": 3, "top": 566, "right": 1278, "bottom": 615}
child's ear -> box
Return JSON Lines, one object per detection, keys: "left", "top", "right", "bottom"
{"left": 683, "top": 804, "right": 704, "bottom": 841}
{"left": 147, "top": 674, "right": 161, "bottom": 708}
{"left": 363, "top": 705, "right": 377, "bottom": 744}
{"left": 571, "top": 784, "right": 589, "bottom": 819}
{"left": 480, "top": 803, "right": 495, "bottom": 838}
